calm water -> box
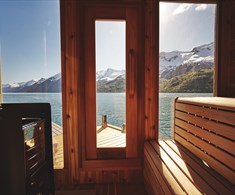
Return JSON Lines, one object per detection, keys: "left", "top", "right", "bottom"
{"left": 3, "top": 93, "right": 63, "bottom": 126}
{"left": 3, "top": 93, "right": 212, "bottom": 139}
{"left": 159, "top": 93, "right": 212, "bottom": 139}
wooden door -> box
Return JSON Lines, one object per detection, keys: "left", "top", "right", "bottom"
{"left": 84, "top": 6, "right": 139, "bottom": 160}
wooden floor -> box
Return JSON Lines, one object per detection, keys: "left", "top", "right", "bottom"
{"left": 56, "top": 183, "right": 147, "bottom": 195}
{"left": 52, "top": 123, "right": 126, "bottom": 169}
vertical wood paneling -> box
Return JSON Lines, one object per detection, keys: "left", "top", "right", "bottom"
{"left": 55, "top": 0, "right": 80, "bottom": 186}
{"left": 217, "top": 0, "right": 235, "bottom": 97}
{"left": 126, "top": 7, "right": 138, "bottom": 158}
{"left": 144, "top": 0, "right": 158, "bottom": 140}
{"left": 84, "top": 7, "right": 97, "bottom": 160}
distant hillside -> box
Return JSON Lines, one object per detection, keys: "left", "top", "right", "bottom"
{"left": 159, "top": 42, "right": 214, "bottom": 93}
{"left": 160, "top": 68, "right": 213, "bottom": 93}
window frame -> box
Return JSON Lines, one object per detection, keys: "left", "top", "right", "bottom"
{"left": 83, "top": 6, "right": 140, "bottom": 162}
{"left": 157, "top": 1, "right": 218, "bottom": 140}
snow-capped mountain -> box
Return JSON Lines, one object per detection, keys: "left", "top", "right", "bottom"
{"left": 2, "top": 73, "right": 61, "bottom": 93}
{"left": 96, "top": 68, "right": 125, "bottom": 81}
{"left": 2, "top": 43, "right": 214, "bottom": 93}
{"left": 160, "top": 42, "right": 214, "bottom": 79}
{"left": 96, "top": 68, "right": 125, "bottom": 92}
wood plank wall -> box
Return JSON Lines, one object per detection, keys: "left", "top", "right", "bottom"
{"left": 217, "top": 0, "right": 235, "bottom": 97}
{"left": 57, "top": 0, "right": 145, "bottom": 187}
{"left": 57, "top": 0, "right": 235, "bottom": 187}
{"left": 144, "top": 0, "right": 158, "bottom": 140}
{"left": 54, "top": 0, "right": 80, "bottom": 185}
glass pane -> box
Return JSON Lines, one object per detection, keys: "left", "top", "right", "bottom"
{"left": 159, "top": 3, "right": 216, "bottom": 140}
{"left": 95, "top": 21, "right": 126, "bottom": 148}
{"left": 0, "top": 0, "right": 64, "bottom": 169}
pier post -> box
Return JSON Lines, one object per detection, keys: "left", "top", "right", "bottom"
{"left": 122, "top": 123, "right": 126, "bottom": 132}
{"left": 102, "top": 115, "right": 107, "bottom": 128}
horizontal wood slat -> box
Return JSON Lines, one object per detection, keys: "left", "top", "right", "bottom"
{"left": 149, "top": 142, "right": 202, "bottom": 194}
{"left": 158, "top": 141, "right": 217, "bottom": 195}
{"left": 175, "top": 126, "right": 235, "bottom": 171}
{"left": 176, "top": 102, "right": 235, "bottom": 126}
{"left": 175, "top": 117, "right": 235, "bottom": 155}
{"left": 174, "top": 97, "right": 235, "bottom": 186}
{"left": 144, "top": 143, "right": 185, "bottom": 195}
{"left": 176, "top": 97, "right": 235, "bottom": 112}
{"left": 175, "top": 110, "right": 235, "bottom": 141}
{"left": 143, "top": 140, "right": 235, "bottom": 195}
{"left": 175, "top": 134, "right": 235, "bottom": 185}
{"left": 165, "top": 140, "right": 235, "bottom": 194}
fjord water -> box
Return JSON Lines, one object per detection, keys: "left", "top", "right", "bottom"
{"left": 3, "top": 93, "right": 212, "bottom": 139}
{"left": 3, "top": 93, "right": 63, "bottom": 126}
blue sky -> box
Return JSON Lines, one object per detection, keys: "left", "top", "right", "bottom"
{"left": 96, "top": 21, "right": 126, "bottom": 71}
{"left": 0, "top": 0, "right": 61, "bottom": 84}
{"left": 0, "top": 1, "right": 215, "bottom": 83}
{"left": 160, "top": 3, "right": 216, "bottom": 52}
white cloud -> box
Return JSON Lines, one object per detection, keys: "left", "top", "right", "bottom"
{"left": 173, "top": 4, "right": 192, "bottom": 15}
{"left": 195, "top": 4, "right": 208, "bottom": 11}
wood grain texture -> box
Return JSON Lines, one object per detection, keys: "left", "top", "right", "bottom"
{"left": 54, "top": 0, "right": 80, "bottom": 186}
{"left": 175, "top": 98, "right": 235, "bottom": 185}
{"left": 217, "top": 0, "right": 235, "bottom": 97}
{"left": 144, "top": 0, "right": 158, "bottom": 140}
{"left": 144, "top": 140, "right": 235, "bottom": 195}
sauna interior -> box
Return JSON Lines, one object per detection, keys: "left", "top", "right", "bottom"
{"left": 0, "top": 0, "right": 235, "bottom": 194}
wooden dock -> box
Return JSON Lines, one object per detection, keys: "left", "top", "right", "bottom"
{"left": 52, "top": 122, "right": 126, "bottom": 169}
{"left": 97, "top": 125, "right": 126, "bottom": 148}
{"left": 52, "top": 122, "right": 64, "bottom": 169}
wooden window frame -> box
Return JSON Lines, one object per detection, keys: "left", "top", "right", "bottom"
{"left": 83, "top": 5, "right": 141, "bottom": 164}
{"left": 156, "top": 0, "right": 219, "bottom": 141}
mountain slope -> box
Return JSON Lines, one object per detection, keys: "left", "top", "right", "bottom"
{"left": 160, "top": 68, "right": 213, "bottom": 93}
{"left": 3, "top": 74, "right": 61, "bottom": 93}
{"left": 160, "top": 42, "right": 214, "bottom": 79}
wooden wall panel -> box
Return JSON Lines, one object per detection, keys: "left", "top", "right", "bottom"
{"left": 58, "top": 0, "right": 145, "bottom": 187}
{"left": 217, "top": 0, "right": 235, "bottom": 97}
{"left": 144, "top": 0, "right": 158, "bottom": 140}
{"left": 79, "top": 169, "right": 143, "bottom": 184}
{"left": 55, "top": 0, "right": 81, "bottom": 186}
{"left": 126, "top": 7, "right": 138, "bottom": 158}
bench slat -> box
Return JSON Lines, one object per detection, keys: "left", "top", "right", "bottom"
{"left": 144, "top": 143, "right": 186, "bottom": 194}
{"left": 144, "top": 158, "right": 168, "bottom": 195}
{"left": 150, "top": 141, "right": 203, "bottom": 195}
{"left": 165, "top": 140, "right": 235, "bottom": 194}
{"left": 176, "top": 102, "right": 235, "bottom": 126}
{"left": 175, "top": 117, "right": 235, "bottom": 155}
{"left": 175, "top": 110, "right": 235, "bottom": 141}
{"left": 175, "top": 126, "right": 235, "bottom": 171}
{"left": 158, "top": 141, "right": 217, "bottom": 195}
{"left": 176, "top": 97, "right": 235, "bottom": 112}
{"left": 175, "top": 133, "right": 235, "bottom": 185}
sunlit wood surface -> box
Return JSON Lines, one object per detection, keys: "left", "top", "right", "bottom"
{"left": 52, "top": 122, "right": 64, "bottom": 169}
{"left": 52, "top": 123, "right": 126, "bottom": 169}
{"left": 97, "top": 125, "right": 126, "bottom": 148}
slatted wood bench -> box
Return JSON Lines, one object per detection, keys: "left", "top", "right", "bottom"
{"left": 144, "top": 97, "right": 235, "bottom": 195}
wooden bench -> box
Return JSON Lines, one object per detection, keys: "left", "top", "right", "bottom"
{"left": 144, "top": 97, "right": 235, "bottom": 195}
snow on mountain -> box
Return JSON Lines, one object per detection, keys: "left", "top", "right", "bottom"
{"left": 24, "top": 79, "right": 39, "bottom": 87}
{"left": 47, "top": 73, "right": 61, "bottom": 82}
{"left": 160, "top": 42, "right": 214, "bottom": 74}
{"left": 96, "top": 68, "right": 125, "bottom": 81}
{"left": 4, "top": 82, "right": 26, "bottom": 88}
{"left": 2, "top": 73, "right": 60, "bottom": 93}
{"left": 2, "top": 43, "right": 214, "bottom": 93}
